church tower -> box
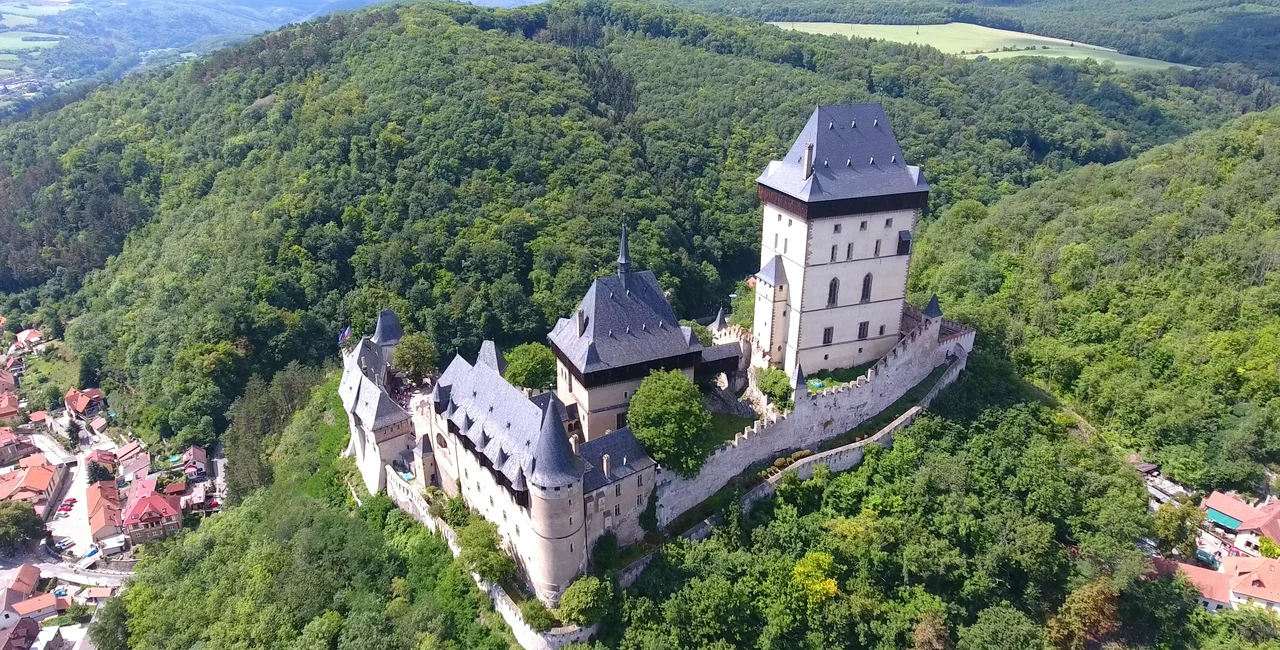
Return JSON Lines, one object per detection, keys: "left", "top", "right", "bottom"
{"left": 753, "top": 104, "right": 929, "bottom": 375}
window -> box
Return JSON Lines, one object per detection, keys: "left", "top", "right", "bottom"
{"left": 858, "top": 321, "right": 869, "bottom": 340}
{"left": 885, "top": 218, "right": 893, "bottom": 228}
{"left": 874, "top": 239, "right": 881, "bottom": 256}
{"left": 830, "top": 245, "right": 837, "bottom": 262}
{"left": 570, "top": 543, "right": 574, "bottom": 552}
{"left": 787, "top": 219, "right": 792, "bottom": 227}
{"left": 776, "top": 213, "right": 781, "bottom": 222}
{"left": 897, "top": 231, "right": 913, "bottom": 255}
{"left": 616, "top": 413, "right": 627, "bottom": 430}
{"left": 637, "top": 475, "right": 643, "bottom": 487}
{"left": 833, "top": 223, "right": 842, "bottom": 233}
{"left": 783, "top": 239, "right": 788, "bottom": 254}
{"left": 879, "top": 324, "right": 886, "bottom": 336}
{"left": 616, "top": 484, "right": 622, "bottom": 497}
{"left": 827, "top": 278, "right": 839, "bottom": 308}
{"left": 861, "top": 274, "right": 873, "bottom": 302}
{"left": 846, "top": 243, "right": 853, "bottom": 260}
{"left": 860, "top": 220, "right": 868, "bottom": 231}
{"left": 637, "top": 494, "right": 643, "bottom": 507}
{"left": 614, "top": 504, "right": 621, "bottom": 516}
{"left": 823, "top": 327, "right": 834, "bottom": 345}
{"left": 774, "top": 233, "right": 778, "bottom": 249}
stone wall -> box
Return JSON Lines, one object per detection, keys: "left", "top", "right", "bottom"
{"left": 385, "top": 470, "right": 599, "bottom": 650}
{"left": 655, "top": 316, "right": 972, "bottom": 528}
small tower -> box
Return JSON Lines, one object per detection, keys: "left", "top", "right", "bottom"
{"left": 371, "top": 310, "right": 404, "bottom": 364}
{"left": 790, "top": 362, "right": 807, "bottom": 404}
{"left": 477, "top": 340, "right": 508, "bottom": 375}
{"left": 525, "top": 397, "right": 586, "bottom": 605}
{"left": 753, "top": 104, "right": 929, "bottom": 375}
{"left": 922, "top": 294, "right": 943, "bottom": 320}
{"left": 617, "top": 223, "right": 632, "bottom": 290}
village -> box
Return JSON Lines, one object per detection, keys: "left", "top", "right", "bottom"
{"left": 0, "top": 317, "right": 227, "bottom": 649}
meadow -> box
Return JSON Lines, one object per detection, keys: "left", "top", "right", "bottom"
{"left": 771, "top": 21, "right": 1194, "bottom": 70}
{"left": 0, "top": 31, "right": 63, "bottom": 51}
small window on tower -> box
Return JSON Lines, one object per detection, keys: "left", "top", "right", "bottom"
{"left": 834, "top": 223, "right": 842, "bottom": 234}
{"left": 783, "top": 239, "right": 788, "bottom": 254}
{"left": 860, "top": 221, "right": 868, "bottom": 231}
{"left": 858, "top": 322, "right": 869, "bottom": 340}
{"left": 846, "top": 243, "right": 853, "bottom": 260}
{"left": 614, "top": 504, "right": 621, "bottom": 516}
{"left": 879, "top": 324, "right": 886, "bottom": 336}
{"left": 787, "top": 219, "right": 792, "bottom": 227}
{"left": 823, "top": 327, "right": 834, "bottom": 345}
{"left": 874, "top": 240, "right": 881, "bottom": 256}
{"left": 885, "top": 218, "right": 893, "bottom": 228}
{"left": 774, "top": 233, "right": 779, "bottom": 249}
{"left": 830, "top": 245, "right": 837, "bottom": 262}
{"left": 777, "top": 213, "right": 782, "bottom": 222}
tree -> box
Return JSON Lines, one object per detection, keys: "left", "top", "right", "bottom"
{"left": 504, "top": 342, "right": 556, "bottom": 390}
{"left": 958, "top": 605, "right": 1044, "bottom": 650}
{"left": 1262, "top": 536, "right": 1280, "bottom": 559}
{"left": 1154, "top": 498, "right": 1205, "bottom": 558}
{"left": 628, "top": 369, "right": 713, "bottom": 478}
{"left": 87, "top": 461, "right": 114, "bottom": 484}
{"left": 1047, "top": 578, "right": 1121, "bottom": 650}
{"left": 558, "top": 575, "right": 612, "bottom": 625}
{"left": 757, "top": 367, "right": 793, "bottom": 411}
{"left": 912, "top": 611, "right": 952, "bottom": 650}
{"left": 88, "top": 596, "right": 129, "bottom": 650}
{"left": 291, "top": 610, "right": 343, "bottom": 650}
{"left": 393, "top": 332, "right": 437, "bottom": 382}
{"left": 457, "top": 519, "right": 515, "bottom": 583}
{"left": 792, "top": 551, "right": 839, "bottom": 613}
{"left": 0, "top": 502, "right": 44, "bottom": 548}
{"left": 520, "top": 598, "right": 558, "bottom": 632}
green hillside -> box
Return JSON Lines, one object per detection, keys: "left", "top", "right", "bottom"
{"left": 0, "top": 0, "right": 1274, "bottom": 449}
{"left": 670, "top": 0, "right": 1280, "bottom": 80}
{"left": 911, "top": 106, "right": 1280, "bottom": 490}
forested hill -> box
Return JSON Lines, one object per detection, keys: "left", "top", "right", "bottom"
{"left": 911, "top": 106, "right": 1280, "bottom": 490}
{"left": 666, "top": 0, "right": 1280, "bottom": 81}
{"left": 0, "top": 0, "right": 1275, "bottom": 447}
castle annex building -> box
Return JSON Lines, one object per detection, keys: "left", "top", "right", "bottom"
{"left": 341, "top": 103, "right": 975, "bottom": 614}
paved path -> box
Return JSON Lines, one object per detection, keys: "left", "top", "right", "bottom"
{"left": 0, "top": 553, "right": 128, "bottom": 587}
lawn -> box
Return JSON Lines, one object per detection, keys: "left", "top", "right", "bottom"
{"left": 708, "top": 412, "right": 755, "bottom": 448}
{"left": 16, "top": 342, "right": 80, "bottom": 412}
{"left": 0, "top": 31, "right": 63, "bottom": 51}
{"left": 806, "top": 360, "right": 877, "bottom": 391}
{"left": 770, "top": 21, "right": 1193, "bottom": 71}
{"left": 0, "top": 14, "right": 37, "bottom": 27}
{"left": 0, "top": 3, "right": 74, "bottom": 17}
{"left": 816, "top": 362, "right": 951, "bottom": 452}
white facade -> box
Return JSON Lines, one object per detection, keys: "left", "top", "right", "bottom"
{"left": 754, "top": 201, "right": 917, "bottom": 375}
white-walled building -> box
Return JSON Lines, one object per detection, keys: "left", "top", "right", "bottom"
{"left": 753, "top": 104, "right": 929, "bottom": 375}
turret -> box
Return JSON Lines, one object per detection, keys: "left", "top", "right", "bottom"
{"left": 525, "top": 396, "right": 586, "bottom": 604}
{"left": 790, "top": 362, "right": 807, "bottom": 403}
{"left": 372, "top": 310, "right": 405, "bottom": 364}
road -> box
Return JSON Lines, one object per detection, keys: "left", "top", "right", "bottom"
{"left": 0, "top": 551, "right": 128, "bottom": 588}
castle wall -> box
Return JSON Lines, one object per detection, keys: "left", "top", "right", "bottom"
{"left": 655, "top": 316, "right": 971, "bottom": 528}
{"left": 558, "top": 360, "right": 695, "bottom": 439}
{"left": 584, "top": 466, "right": 655, "bottom": 551}
{"left": 385, "top": 471, "right": 599, "bottom": 650}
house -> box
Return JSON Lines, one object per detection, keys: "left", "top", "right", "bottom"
{"left": 164, "top": 480, "right": 186, "bottom": 496}
{"left": 2, "top": 357, "right": 21, "bottom": 377}
{"left": 24, "top": 413, "right": 43, "bottom": 429}
{"left": 0, "top": 457, "right": 65, "bottom": 519}
{"left": 123, "top": 478, "right": 182, "bottom": 544}
{"left": 84, "top": 449, "right": 117, "bottom": 472}
{"left": 120, "top": 453, "right": 150, "bottom": 482}
{"left": 1203, "top": 491, "right": 1280, "bottom": 556}
{"left": 0, "top": 617, "right": 38, "bottom": 647}
{"left": 1175, "top": 556, "right": 1280, "bottom": 612}
{"left": 0, "top": 393, "right": 17, "bottom": 420}
{"left": 12, "top": 330, "right": 41, "bottom": 354}
{"left": 182, "top": 446, "right": 207, "bottom": 477}
{"left": 32, "top": 624, "right": 65, "bottom": 650}
{"left": 88, "top": 416, "right": 107, "bottom": 436}
{"left": 10, "top": 594, "right": 58, "bottom": 622}
{"left": 62, "top": 388, "right": 105, "bottom": 422}
{"left": 87, "top": 481, "right": 123, "bottom": 542}
{"left": 0, "top": 429, "right": 37, "bottom": 466}
{"left": 0, "top": 372, "right": 13, "bottom": 394}
{"left": 115, "top": 440, "right": 143, "bottom": 463}
{"left": 8, "top": 566, "right": 38, "bottom": 599}
{"left": 181, "top": 481, "right": 209, "bottom": 512}
{"left": 0, "top": 591, "right": 25, "bottom": 630}
{"left": 84, "top": 587, "right": 113, "bottom": 602}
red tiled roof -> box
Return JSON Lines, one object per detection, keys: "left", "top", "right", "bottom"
{"left": 1204, "top": 491, "right": 1280, "bottom": 540}
{"left": 25, "top": 411, "right": 44, "bottom": 423}
{"left": 125, "top": 479, "right": 180, "bottom": 526}
{"left": 2, "top": 357, "right": 19, "bottom": 370}
{"left": 164, "top": 481, "right": 186, "bottom": 495}
{"left": 0, "top": 371, "right": 13, "bottom": 391}
{"left": 183, "top": 446, "right": 207, "bottom": 465}
{"left": 0, "top": 392, "right": 17, "bottom": 418}
{"left": 86, "top": 449, "right": 117, "bottom": 466}
{"left": 88, "top": 480, "right": 123, "bottom": 539}
{"left": 9, "top": 565, "right": 39, "bottom": 596}
{"left": 10, "top": 592, "right": 55, "bottom": 616}
{"left": 0, "top": 428, "right": 13, "bottom": 446}
{"left": 14, "top": 330, "right": 41, "bottom": 345}
{"left": 116, "top": 441, "right": 143, "bottom": 461}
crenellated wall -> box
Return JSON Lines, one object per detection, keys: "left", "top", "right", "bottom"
{"left": 385, "top": 470, "right": 599, "bottom": 650}
{"left": 654, "top": 316, "right": 972, "bottom": 528}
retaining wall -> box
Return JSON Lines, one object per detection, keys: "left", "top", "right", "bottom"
{"left": 385, "top": 471, "right": 598, "bottom": 650}
{"left": 654, "top": 317, "right": 971, "bottom": 528}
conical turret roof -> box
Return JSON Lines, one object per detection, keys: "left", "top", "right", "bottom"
{"left": 923, "top": 294, "right": 942, "bottom": 319}
{"left": 371, "top": 310, "right": 404, "bottom": 346}
{"left": 528, "top": 396, "right": 584, "bottom": 488}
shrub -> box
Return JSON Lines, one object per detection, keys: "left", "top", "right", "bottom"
{"left": 629, "top": 370, "right": 713, "bottom": 478}
{"left": 520, "top": 598, "right": 558, "bottom": 632}
{"left": 457, "top": 520, "right": 515, "bottom": 583}
{"left": 443, "top": 494, "right": 470, "bottom": 529}
{"left": 557, "top": 576, "right": 612, "bottom": 626}
{"left": 592, "top": 532, "right": 619, "bottom": 572}
{"left": 757, "top": 367, "right": 793, "bottom": 411}
{"left": 504, "top": 342, "right": 557, "bottom": 390}
{"left": 790, "top": 449, "right": 813, "bottom": 461}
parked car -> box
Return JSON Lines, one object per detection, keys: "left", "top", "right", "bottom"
{"left": 63, "top": 498, "right": 76, "bottom": 504}
{"left": 55, "top": 539, "right": 74, "bottom": 549}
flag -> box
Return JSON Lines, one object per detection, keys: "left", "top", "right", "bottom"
{"left": 338, "top": 325, "right": 352, "bottom": 344}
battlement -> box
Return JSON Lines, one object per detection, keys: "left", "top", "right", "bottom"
{"left": 655, "top": 312, "right": 972, "bottom": 527}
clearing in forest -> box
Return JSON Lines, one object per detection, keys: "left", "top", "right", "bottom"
{"left": 771, "top": 21, "right": 1193, "bottom": 71}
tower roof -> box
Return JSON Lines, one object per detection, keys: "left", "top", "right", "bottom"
{"left": 371, "top": 310, "right": 404, "bottom": 347}
{"left": 756, "top": 255, "right": 787, "bottom": 287}
{"left": 477, "top": 340, "right": 507, "bottom": 375}
{"left": 709, "top": 307, "right": 727, "bottom": 332}
{"left": 790, "top": 362, "right": 807, "bottom": 390}
{"left": 618, "top": 223, "right": 631, "bottom": 276}
{"left": 757, "top": 104, "right": 928, "bottom": 204}
{"left": 922, "top": 294, "right": 943, "bottom": 318}
{"left": 529, "top": 396, "right": 584, "bottom": 487}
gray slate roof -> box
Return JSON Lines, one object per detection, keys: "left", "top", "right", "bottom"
{"left": 922, "top": 294, "right": 943, "bottom": 318}
{"left": 477, "top": 340, "right": 508, "bottom": 376}
{"left": 758, "top": 104, "right": 928, "bottom": 203}
{"left": 371, "top": 310, "right": 404, "bottom": 347}
{"left": 548, "top": 271, "right": 702, "bottom": 374}
{"left": 756, "top": 255, "right": 787, "bottom": 287}
{"left": 433, "top": 349, "right": 584, "bottom": 489}
{"left": 339, "top": 337, "right": 410, "bottom": 432}
{"left": 579, "top": 426, "right": 656, "bottom": 492}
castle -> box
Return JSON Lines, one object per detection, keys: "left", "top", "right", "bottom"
{"left": 340, "top": 103, "right": 975, "bottom": 610}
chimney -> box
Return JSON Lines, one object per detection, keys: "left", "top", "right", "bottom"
{"left": 602, "top": 454, "right": 611, "bottom": 479}
{"left": 570, "top": 434, "right": 580, "bottom": 455}
{"left": 803, "top": 142, "right": 814, "bottom": 180}
{"left": 576, "top": 309, "right": 586, "bottom": 336}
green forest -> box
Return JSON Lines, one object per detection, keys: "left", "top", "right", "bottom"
{"left": 666, "top": 0, "right": 1280, "bottom": 81}
{"left": 911, "top": 107, "right": 1280, "bottom": 491}
{"left": 1, "top": 0, "right": 1275, "bottom": 449}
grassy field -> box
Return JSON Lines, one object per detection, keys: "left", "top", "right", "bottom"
{"left": 0, "top": 31, "right": 63, "bottom": 51}
{"left": 0, "top": 14, "right": 38, "bottom": 27}
{"left": 771, "top": 21, "right": 1194, "bottom": 71}
{"left": 16, "top": 342, "right": 80, "bottom": 412}
{"left": 0, "top": 2, "right": 73, "bottom": 17}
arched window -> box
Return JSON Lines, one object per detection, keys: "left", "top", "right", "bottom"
{"left": 827, "top": 278, "right": 839, "bottom": 307}
{"left": 861, "top": 274, "right": 873, "bottom": 302}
